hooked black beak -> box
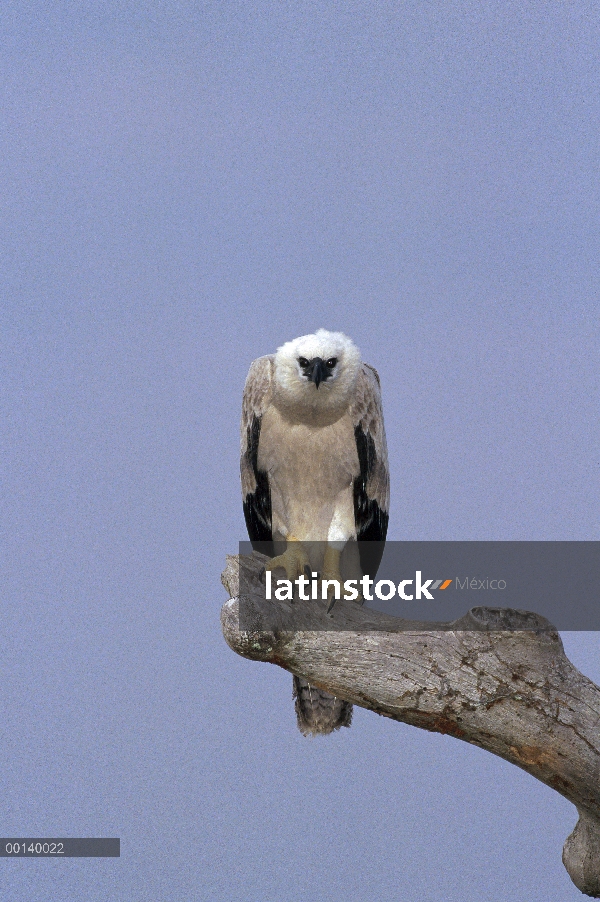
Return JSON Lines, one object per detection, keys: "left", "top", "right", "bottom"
{"left": 308, "top": 357, "right": 326, "bottom": 389}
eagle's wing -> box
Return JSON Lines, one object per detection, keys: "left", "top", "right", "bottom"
{"left": 350, "top": 362, "right": 390, "bottom": 574}
{"left": 240, "top": 355, "right": 274, "bottom": 546}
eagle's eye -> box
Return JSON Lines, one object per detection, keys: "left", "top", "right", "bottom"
{"left": 298, "top": 357, "right": 309, "bottom": 368}
{"left": 326, "top": 357, "right": 337, "bottom": 368}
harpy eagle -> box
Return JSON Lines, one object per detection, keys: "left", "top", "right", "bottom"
{"left": 240, "top": 329, "right": 389, "bottom": 735}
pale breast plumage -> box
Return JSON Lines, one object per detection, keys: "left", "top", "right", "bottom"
{"left": 241, "top": 358, "right": 389, "bottom": 550}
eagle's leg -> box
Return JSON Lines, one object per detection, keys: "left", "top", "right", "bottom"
{"left": 322, "top": 545, "right": 344, "bottom": 612}
{"left": 264, "top": 535, "right": 311, "bottom": 581}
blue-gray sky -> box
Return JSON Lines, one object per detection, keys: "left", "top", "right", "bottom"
{"left": 1, "top": 3, "right": 599, "bottom": 900}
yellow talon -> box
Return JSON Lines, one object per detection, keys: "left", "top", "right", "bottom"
{"left": 265, "top": 536, "right": 310, "bottom": 581}
{"left": 322, "top": 546, "right": 343, "bottom": 612}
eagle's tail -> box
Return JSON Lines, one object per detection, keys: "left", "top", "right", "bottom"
{"left": 292, "top": 676, "right": 353, "bottom": 736}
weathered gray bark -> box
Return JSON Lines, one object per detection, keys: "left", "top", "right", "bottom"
{"left": 221, "top": 552, "right": 600, "bottom": 897}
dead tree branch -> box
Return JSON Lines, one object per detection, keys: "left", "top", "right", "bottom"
{"left": 221, "top": 552, "right": 600, "bottom": 897}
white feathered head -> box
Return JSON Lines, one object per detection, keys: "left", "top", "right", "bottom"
{"left": 273, "top": 329, "right": 361, "bottom": 415}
